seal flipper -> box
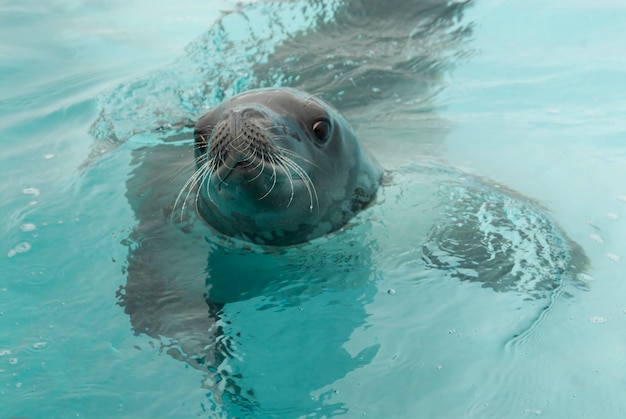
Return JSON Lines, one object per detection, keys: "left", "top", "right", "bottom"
{"left": 116, "top": 141, "right": 238, "bottom": 395}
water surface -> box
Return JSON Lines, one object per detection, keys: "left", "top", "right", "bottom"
{"left": 2, "top": 0, "right": 626, "bottom": 417}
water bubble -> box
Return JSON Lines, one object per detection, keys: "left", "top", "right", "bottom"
{"left": 44, "top": 154, "right": 55, "bottom": 160}
{"left": 0, "top": 350, "right": 11, "bottom": 356}
{"left": 15, "top": 382, "right": 22, "bottom": 388}
{"left": 589, "top": 316, "right": 608, "bottom": 324}
{"left": 606, "top": 212, "right": 619, "bottom": 220}
{"left": 607, "top": 253, "right": 620, "bottom": 263}
{"left": 436, "top": 364, "right": 443, "bottom": 370}
{"left": 371, "top": 87, "right": 381, "bottom": 94}
{"left": 32, "top": 342, "right": 47, "bottom": 350}
{"left": 589, "top": 233, "right": 604, "bottom": 244}
{"left": 448, "top": 329, "right": 456, "bottom": 334}
{"left": 617, "top": 195, "right": 626, "bottom": 202}
{"left": 22, "top": 187, "right": 40, "bottom": 197}
{"left": 8, "top": 242, "right": 31, "bottom": 258}
{"left": 8, "top": 358, "right": 18, "bottom": 365}
{"left": 387, "top": 288, "right": 396, "bottom": 295}
{"left": 20, "top": 223, "right": 36, "bottom": 232}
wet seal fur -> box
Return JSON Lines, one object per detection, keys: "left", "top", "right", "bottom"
{"left": 186, "top": 87, "right": 383, "bottom": 246}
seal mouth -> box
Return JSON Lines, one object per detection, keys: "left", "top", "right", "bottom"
{"left": 213, "top": 155, "right": 258, "bottom": 184}
{"left": 213, "top": 153, "right": 291, "bottom": 185}
{"left": 206, "top": 150, "right": 318, "bottom": 212}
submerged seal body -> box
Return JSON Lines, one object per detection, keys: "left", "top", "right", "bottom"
{"left": 191, "top": 88, "right": 383, "bottom": 246}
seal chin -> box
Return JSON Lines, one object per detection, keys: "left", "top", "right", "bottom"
{"left": 189, "top": 87, "right": 383, "bottom": 246}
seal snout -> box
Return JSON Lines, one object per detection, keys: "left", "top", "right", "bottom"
{"left": 207, "top": 109, "right": 276, "bottom": 184}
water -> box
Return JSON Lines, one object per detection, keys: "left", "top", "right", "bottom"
{"left": 2, "top": 0, "right": 625, "bottom": 417}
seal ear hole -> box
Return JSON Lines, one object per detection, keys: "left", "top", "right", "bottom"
{"left": 312, "top": 119, "right": 332, "bottom": 144}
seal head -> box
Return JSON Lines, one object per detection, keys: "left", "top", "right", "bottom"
{"left": 192, "top": 88, "right": 382, "bottom": 246}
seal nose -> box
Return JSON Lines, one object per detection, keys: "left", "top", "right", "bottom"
{"left": 208, "top": 108, "right": 273, "bottom": 183}
{"left": 226, "top": 108, "right": 266, "bottom": 148}
{"left": 229, "top": 108, "right": 264, "bottom": 139}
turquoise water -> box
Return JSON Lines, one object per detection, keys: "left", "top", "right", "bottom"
{"left": 2, "top": 0, "right": 626, "bottom": 418}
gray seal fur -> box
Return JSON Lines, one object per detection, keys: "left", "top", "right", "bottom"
{"left": 190, "top": 88, "right": 383, "bottom": 246}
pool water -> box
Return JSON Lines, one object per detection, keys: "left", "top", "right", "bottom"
{"left": 2, "top": 0, "right": 626, "bottom": 417}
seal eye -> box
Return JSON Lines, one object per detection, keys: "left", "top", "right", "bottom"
{"left": 312, "top": 119, "right": 331, "bottom": 144}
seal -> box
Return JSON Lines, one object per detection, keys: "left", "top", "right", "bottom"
{"left": 187, "top": 88, "right": 383, "bottom": 246}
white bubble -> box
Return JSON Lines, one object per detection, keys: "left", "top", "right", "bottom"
{"left": 22, "top": 187, "right": 40, "bottom": 197}
{"left": 589, "top": 316, "right": 608, "bottom": 324}
{"left": 589, "top": 233, "right": 604, "bottom": 244}
{"left": 607, "top": 253, "right": 620, "bottom": 263}
{"left": 44, "top": 154, "right": 55, "bottom": 160}
{"left": 606, "top": 212, "right": 619, "bottom": 220}
{"left": 0, "top": 349, "right": 11, "bottom": 356}
{"left": 8, "top": 357, "right": 18, "bottom": 365}
{"left": 8, "top": 242, "right": 31, "bottom": 258}
{"left": 20, "top": 223, "right": 36, "bottom": 232}
{"left": 32, "top": 342, "right": 47, "bottom": 350}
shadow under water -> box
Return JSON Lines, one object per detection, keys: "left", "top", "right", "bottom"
{"left": 95, "top": 0, "right": 590, "bottom": 416}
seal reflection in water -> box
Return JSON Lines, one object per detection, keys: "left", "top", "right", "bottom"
{"left": 185, "top": 88, "right": 383, "bottom": 246}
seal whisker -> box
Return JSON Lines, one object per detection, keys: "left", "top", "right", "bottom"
{"left": 247, "top": 150, "right": 266, "bottom": 182}
{"left": 271, "top": 155, "right": 295, "bottom": 208}
{"left": 256, "top": 156, "right": 278, "bottom": 201}
{"left": 196, "top": 123, "right": 216, "bottom": 134}
{"left": 274, "top": 145, "right": 324, "bottom": 171}
{"left": 213, "top": 157, "right": 231, "bottom": 186}
{"left": 227, "top": 131, "right": 253, "bottom": 153}
{"left": 173, "top": 163, "right": 210, "bottom": 222}
{"left": 238, "top": 146, "right": 260, "bottom": 168}
{"left": 201, "top": 163, "right": 217, "bottom": 206}
{"left": 173, "top": 166, "right": 204, "bottom": 214}
{"left": 276, "top": 154, "right": 319, "bottom": 213}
